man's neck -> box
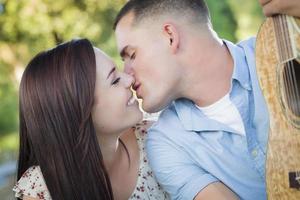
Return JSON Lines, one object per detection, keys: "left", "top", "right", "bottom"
{"left": 181, "top": 39, "right": 234, "bottom": 107}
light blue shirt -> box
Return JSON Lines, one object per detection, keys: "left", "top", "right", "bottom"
{"left": 146, "top": 38, "right": 269, "bottom": 200}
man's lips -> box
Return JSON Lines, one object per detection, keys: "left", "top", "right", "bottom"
{"left": 132, "top": 83, "right": 141, "bottom": 91}
{"left": 133, "top": 83, "right": 142, "bottom": 98}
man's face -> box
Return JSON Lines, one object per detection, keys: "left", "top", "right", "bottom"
{"left": 115, "top": 13, "right": 181, "bottom": 113}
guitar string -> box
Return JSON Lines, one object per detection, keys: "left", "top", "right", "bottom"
{"left": 276, "top": 16, "right": 292, "bottom": 112}
{"left": 281, "top": 15, "right": 298, "bottom": 115}
{"left": 282, "top": 15, "right": 296, "bottom": 115}
{"left": 284, "top": 16, "right": 300, "bottom": 116}
{"left": 277, "top": 16, "right": 291, "bottom": 110}
{"left": 293, "top": 18, "right": 300, "bottom": 116}
{"left": 275, "top": 16, "right": 287, "bottom": 106}
{"left": 280, "top": 15, "right": 299, "bottom": 116}
{"left": 285, "top": 16, "right": 300, "bottom": 116}
{"left": 277, "top": 16, "right": 292, "bottom": 125}
{"left": 296, "top": 171, "right": 300, "bottom": 184}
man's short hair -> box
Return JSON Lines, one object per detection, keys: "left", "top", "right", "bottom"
{"left": 113, "top": 0, "right": 211, "bottom": 30}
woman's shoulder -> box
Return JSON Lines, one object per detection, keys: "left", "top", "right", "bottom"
{"left": 133, "top": 120, "right": 155, "bottom": 139}
{"left": 13, "top": 166, "right": 51, "bottom": 199}
{"left": 129, "top": 121, "right": 170, "bottom": 199}
{"left": 121, "top": 120, "right": 154, "bottom": 147}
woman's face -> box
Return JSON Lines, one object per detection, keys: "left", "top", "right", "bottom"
{"left": 91, "top": 47, "right": 143, "bottom": 135}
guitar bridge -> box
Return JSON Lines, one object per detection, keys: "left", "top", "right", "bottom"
{"left": 289, "top": 171, "right": 300, "bottom": 190}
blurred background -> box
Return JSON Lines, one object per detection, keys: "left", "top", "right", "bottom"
{"left": 0, "top": 0, "right": 264, "bottom": 199}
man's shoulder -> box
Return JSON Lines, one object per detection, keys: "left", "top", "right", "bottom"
{"left": 237, "top": 37, "right": 256, "bottom": 49}
{"left": 152, "top": 103, "right": 179, "bottom": 126}
{"left": 157, "top": 102, "right": 178, "bottom": 123}
{"left": 148, "top": 101, "right": 185, "bottom": 137}
{"left": 236, "top": 37, "right": 257, "bottom": 74}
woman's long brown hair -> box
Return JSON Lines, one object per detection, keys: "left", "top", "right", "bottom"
{"left": 18, "top": 39, "right": 113, "bottom": 199}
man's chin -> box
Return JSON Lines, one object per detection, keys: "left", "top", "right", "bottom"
{"left": 141, "top": 103, "right": 154, "bottom": 113}
{"left": 142, "top": 101, "right": 166, "bottom": 114}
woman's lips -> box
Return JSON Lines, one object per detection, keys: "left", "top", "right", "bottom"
{"left": 133, "top": 83, "right": 142, "bottom": 98}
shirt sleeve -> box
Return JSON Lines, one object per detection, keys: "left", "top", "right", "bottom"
{"left": 12, "top": 166, "right": 50, "bottom": 199}
{"left": 146, "top": 127, "right": 218, "bottom": 200}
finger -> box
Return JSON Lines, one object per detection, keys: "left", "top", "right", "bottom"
{"left": 262, "top": 1, "right": 280, "bottom": 16}
{"left": 259, "top": 0, "right": 272, "bottom": 6}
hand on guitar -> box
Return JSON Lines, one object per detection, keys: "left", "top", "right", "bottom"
{"left": 259, "top": 0, "right": 300, "bottom": 18}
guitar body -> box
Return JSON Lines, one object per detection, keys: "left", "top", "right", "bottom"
{"left": 256, "top": 16, "right": 300, "bottom": 199}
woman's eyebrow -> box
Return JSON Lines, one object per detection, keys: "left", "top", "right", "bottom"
{"left": 106, "top": 67, "right": 116, "bottom": 79}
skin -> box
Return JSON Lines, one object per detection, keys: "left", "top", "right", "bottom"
{"left": 115, "top": 13, "right": 185, "bottom": 113}
{"left": 21, "top": 0, "right": 300, "bottom": 198}
{"left": 115, "top": 1, "right": 300, "bottom": 198}
{"left": 194, "top": 182, "right": 240, "bottom": 200}
{"left": 115, "top": 11, "right": 237, "bottom": 199}
{"left": 92, "top": 47, "right": 144, "bottom": 199}
{"left": 115, "top": 12, "right": 233, "bottom": 113}
{"left": 259, "top": 0, "right": 300, "bottom": 17}
{"left": 24, "top": 196, "right": 37, "bottom": 200}
{"left": 24, "top": 48, "right": 144, "bottom": 200}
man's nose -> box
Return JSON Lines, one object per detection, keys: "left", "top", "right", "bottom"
{"left": 123, "top": 73, "right": 135, "bottom": 88}
{"left": 124, "top": 62, "right": 134, "bottom": 75}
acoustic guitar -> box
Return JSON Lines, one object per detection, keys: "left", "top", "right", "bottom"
{"left": 256, "top": 15, "right": 300, "bottom": 199}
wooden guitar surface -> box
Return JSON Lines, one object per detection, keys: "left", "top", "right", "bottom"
{"left": 256, "top": 16, "right": 300, "bottom": 199}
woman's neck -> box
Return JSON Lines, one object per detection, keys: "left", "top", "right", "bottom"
{"left": 97, "top": 127, "right": 141, "bottom": 199}
{"left": 96, "top": 129, "right": 130, "bottom": 173}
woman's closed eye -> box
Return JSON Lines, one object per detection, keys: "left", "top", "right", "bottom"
{"left": 112, "top": 77, "right": 121, "bottom": 85}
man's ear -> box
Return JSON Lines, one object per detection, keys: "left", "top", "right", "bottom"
{"left": 162, "top": 23, "right": 179, "bottom": 54}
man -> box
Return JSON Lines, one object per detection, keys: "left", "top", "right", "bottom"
{"left": 114, "top": 0, "right": 299, "bottom": 199}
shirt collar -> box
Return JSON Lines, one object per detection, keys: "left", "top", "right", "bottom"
{"left": 174, "top": 98, "right": 239, "bottom": 133}
{"left": 223, "top": 39, "right": 252, "bottom": 91}
{"left": 173, "top": 40, "right": 252, "bottom": 133}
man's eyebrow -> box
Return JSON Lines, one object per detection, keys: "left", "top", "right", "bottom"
{"left": 120, "top": 45, "right": 129, "bottom": 58}
{"left": 107, "top": 67, "right": 116, "bottom": 79}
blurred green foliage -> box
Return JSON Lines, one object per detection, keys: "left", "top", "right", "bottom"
{"left": 0, "top": 61, "right": 18, "bottom": 135}
{"left": 228, "top": 0, "right": 265, "bottom": 39}
{"left": 206, "top": 0, "right": 237, "bottom": 42}
{"left": 0, "top": 0, "right": 127, "bottom": 139}
{"left": 0, "top": 0, "right": 264, "bottom": 149}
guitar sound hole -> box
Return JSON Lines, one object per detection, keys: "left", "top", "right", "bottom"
{"left": 283, "top": 59, "right": 300, "bottom": 118}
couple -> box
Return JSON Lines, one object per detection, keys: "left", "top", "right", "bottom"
{"left": 13, "top": 0, "right": 300, "bottom": 200}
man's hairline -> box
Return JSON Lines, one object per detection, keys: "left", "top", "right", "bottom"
{"left": 115, "top": 9, "right": 208, "bottom": 32}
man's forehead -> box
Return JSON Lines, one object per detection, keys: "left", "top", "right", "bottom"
{"left": 115, "top": 13, "right": 137, "bottom": 52}
{"left": 118, "top": 11, "right": 135, "bottom": 27}
{"left": 115, "top": 12, "right": 136, "bottom": 38}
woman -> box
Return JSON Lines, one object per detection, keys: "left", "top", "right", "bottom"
{"left": 13, "top": 39, "right": 169, "bottom": 200}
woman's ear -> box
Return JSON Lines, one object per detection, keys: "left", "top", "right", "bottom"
{"left": 162, "top": 23, "right": 180, "bottom": 54}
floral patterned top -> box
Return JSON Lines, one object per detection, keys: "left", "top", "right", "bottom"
{"left": 13, "top": 166, "right": 50, "bottom": 199}
{"left": 129, "top": 121, "right": 169, "bottom": 199}
{"left": 13, "top": 121, "right": 169, "bottom": 200}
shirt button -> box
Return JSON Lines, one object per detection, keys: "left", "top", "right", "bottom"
{"left": 252, "top": 149, "right": 258, "bottom": 157}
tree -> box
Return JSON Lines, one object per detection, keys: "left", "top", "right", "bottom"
{"left": 206, "top": 0, "right": 238, "bottom": 42}
{"left": 0, "top": 0, "right": 263, "bottom": 137}
{"left": 0, "top": 0, "right": 127, "bottom": 136}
